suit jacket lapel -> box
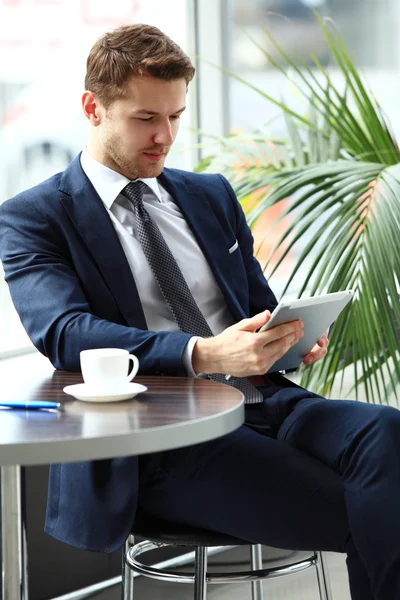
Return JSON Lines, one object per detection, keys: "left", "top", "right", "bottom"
{"left": 159, "top": 170, "right": 246, "bottom": 321}
{"left": 58, "top": 156, "right": 147, "bottom": 328}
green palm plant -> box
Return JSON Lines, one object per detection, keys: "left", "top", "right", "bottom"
{"left": 196, "top": 14, "right": 400, "bottom": 404}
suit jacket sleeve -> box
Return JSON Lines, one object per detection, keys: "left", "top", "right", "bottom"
{"left": 0, "top": 170, "right": 278, "bottom": 374}
{"left": 0, "top": 192, "right": 192, "bottom": 373}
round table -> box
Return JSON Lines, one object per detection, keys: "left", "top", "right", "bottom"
{"left": 0, "top": 352, "right": 244, "bottom": 600}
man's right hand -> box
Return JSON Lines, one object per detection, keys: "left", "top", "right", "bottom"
{"left": 192, "top": 310, "right": 304, "bottom": 377}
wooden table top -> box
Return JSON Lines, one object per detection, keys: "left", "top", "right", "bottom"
{"left": 0, "top": 352, "right": 244, "bottom": 467}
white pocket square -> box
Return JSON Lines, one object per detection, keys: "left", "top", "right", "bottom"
{"left": 228, "top": 240, "right": 239, "bottom": 254}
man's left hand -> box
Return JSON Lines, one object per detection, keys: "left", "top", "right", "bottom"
{"left": 303, "top": 329, "right": 329, "bottom": 366}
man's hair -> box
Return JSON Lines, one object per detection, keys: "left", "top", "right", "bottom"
{"left": 85, "top": 23, "right": 195, "bottom": 107}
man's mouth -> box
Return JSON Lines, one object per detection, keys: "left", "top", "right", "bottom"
{"left": 142, "top": 151, "right": 166, "bottom": 161}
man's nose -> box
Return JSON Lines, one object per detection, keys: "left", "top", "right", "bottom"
{"left": 153, "top": 120, "right": 175, "bottom": 146}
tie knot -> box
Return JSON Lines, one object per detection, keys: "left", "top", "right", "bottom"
{"left": 122, "top": 181, "right": 148, "bottom": 207}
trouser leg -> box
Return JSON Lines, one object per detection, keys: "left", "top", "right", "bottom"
{"left": 346, "top": 537, "right": 373, "bottom": 600}
{"left": 278, "top": 397, "right": 400, "bottom": 600}
{"left": 138, "top": 415, "right": 371, "bottom": 599}
{"left": 139, "top": 423, "right": 350, "bottom": 551}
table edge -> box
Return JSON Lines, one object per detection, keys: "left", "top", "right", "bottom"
{"left": 0, "top": 400, "right": 245, "bottom": 466}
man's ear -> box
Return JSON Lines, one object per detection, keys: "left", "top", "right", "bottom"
{"left": 82, "top": 91, "right": 101, "bottom": 126}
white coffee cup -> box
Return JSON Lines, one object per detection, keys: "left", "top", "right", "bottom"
{"left": 80, "top": 348, "right": 139, "bottom": 389}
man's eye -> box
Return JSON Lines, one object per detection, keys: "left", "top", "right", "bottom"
{"left": 170, "top": 115, "right": 181, "bottom": 120}
{"left": 136, "top": 117, "right": 152, "bottom": 121}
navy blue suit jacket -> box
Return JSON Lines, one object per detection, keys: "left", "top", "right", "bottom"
{"left": 0, "top": 155, "right": 278, "bottom": 552}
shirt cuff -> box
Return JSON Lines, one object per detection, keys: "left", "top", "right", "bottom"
{"left": 183, "top": 336, "right": 202, "bottom": 377}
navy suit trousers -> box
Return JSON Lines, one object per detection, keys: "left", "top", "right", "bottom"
{"left": 138, "top": 379, "right": 400, "bottom": 600}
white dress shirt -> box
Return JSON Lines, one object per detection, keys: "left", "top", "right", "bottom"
{"left": 80, "top": 150, "right": 235, "bottom": 375}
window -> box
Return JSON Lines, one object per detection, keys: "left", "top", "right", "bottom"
{"left": 0, "top": 0, "right": 196, "bottom": 357}
{"left": 230, "top": 0, "right": 398, "bottom": 134}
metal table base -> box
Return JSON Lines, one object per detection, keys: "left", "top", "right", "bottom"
{"left": 0, "top": 467, "right": 232, "bottom": 600}
{"left": 1, "top": 465, "right": 28, "bottom": 600}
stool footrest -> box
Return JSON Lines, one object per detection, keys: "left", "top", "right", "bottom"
{"left": 125, "top": 540, "right": 317, "bottom": 585}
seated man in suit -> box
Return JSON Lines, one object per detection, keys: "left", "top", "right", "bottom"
{"left": 0, "top": 23, "right": 399, "bottom": 600}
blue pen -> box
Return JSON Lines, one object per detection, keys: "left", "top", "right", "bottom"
{"left": 0, "top": 400, "right": 62, "bottom": 411}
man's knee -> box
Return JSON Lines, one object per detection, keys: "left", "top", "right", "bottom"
{"left": 359, "top": 403, "right": 400, "bottom": 442}
{"left": 374, "top": 404, "right": 400, "bottom": 426}
{"left": 370, "top": 404, "right": 400, "bottom": 447}
{"left": 341, "top": 404, "right": 400, "bottom": 478}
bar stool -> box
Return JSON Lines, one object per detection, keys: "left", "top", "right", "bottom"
{"left": 123, "top": 511, "right": 333, "bottom": 600}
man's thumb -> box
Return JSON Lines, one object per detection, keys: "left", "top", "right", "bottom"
{"left": 241, "top": 310, "right": 271, "bottom": 332}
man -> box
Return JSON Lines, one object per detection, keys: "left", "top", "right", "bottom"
{"left": 0, "top": 24, "right": 399, "bottom": 600}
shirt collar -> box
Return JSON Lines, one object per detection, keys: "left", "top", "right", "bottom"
{"left": 80, "top": 148, "right": 163, "bottom": 209}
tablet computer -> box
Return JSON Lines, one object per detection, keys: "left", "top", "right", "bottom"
{"left": 259, "top": 290, "right": 354, "bottom": 373}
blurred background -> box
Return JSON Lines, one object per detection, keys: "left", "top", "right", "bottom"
{"left": 1, "top": 0, "right": 399, "bottom": 359}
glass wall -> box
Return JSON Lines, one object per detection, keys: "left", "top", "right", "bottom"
{"left": 0, "top": 0, "right": 195, "bottom": 357}
{"left": 230, "top": 0, "right": 399, "bottom": 132}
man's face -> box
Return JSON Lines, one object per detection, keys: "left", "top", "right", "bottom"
{"left": 95, "top": 75, "right": 187, "bottom": 179}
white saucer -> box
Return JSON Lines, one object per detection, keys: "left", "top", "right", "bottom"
{"left": 63, "top": 383, "right": 148, "bottom": 403}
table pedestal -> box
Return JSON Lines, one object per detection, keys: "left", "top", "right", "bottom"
{"left": 1, "top": 465, "right": 28, "bottom": 600}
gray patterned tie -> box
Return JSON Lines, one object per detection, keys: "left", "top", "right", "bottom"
{"left": 122, "top": 181, "right": 264, "bottom": 404}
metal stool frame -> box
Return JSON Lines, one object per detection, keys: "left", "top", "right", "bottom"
{"left": 123, "top": 535, "right": 333, "bottom": 600}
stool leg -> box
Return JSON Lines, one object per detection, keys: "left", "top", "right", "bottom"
{"left": 315, "top": 551, "right": 333, "bottom": 600}
{"left": 194, "top": 546, "right": 207, "bottom": 600}
{"left": 121, "top": 535, "right": 135, "bottom": 600}
{"left": 250, "top": 545, "right": 264, "bottom": 600}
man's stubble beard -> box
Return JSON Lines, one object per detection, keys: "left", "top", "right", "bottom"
{"left": 103, "top": 133, "right": 166, "bottom": 180}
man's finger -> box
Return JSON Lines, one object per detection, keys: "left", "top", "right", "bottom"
{"left": 304, "top": 346, "right": 328, "bottom": 365}
{"left": 259, "top": 320, "right": 303, "bottom": 344}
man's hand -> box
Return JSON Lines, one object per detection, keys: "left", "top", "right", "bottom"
{"left": 192, "top": 310, "right": 304, "bottom": 377}
{"left": 303, "top": 329, "right": 329, "bottom": 366}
